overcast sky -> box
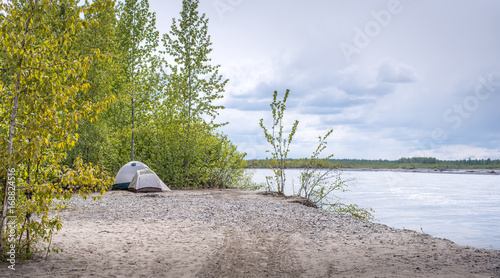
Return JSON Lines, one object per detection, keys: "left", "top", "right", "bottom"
{"left": 148, "top": 0, "right": 500, "bottom": 160}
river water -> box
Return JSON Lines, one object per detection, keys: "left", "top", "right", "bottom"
{"left": 250, "top": 168, "right": 500, "bottom": 250}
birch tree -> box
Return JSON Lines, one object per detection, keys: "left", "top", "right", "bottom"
{"left": 162, "top": 0, "right": 228, "bottom": 175}
{"left": 65, "top": 0, "right": 119, "bottom": 168}
{"left": 115, "top": 0, "right": 161, "bottom": 162}
{"left": 0, "top": 0, "right": 112, "bottom": 256}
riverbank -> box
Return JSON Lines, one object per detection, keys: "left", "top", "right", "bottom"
{"left": 340, "top": 167, "right": 499, "bottom": 175}
{"left": 4, "top": 190, "right": 500, "bottom": 277}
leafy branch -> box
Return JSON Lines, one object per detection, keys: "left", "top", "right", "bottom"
{"left": 259, "top": 90, "right": 374, "bottom": 221}
{"left": 259, "top": 89, "right": 298, "bottom": 194}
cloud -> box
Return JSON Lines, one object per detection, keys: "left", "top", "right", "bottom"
{"left": 297, "top": 86, "right": 374, "bottom": 115}
{"left": 179, "top": 0, "right": 500, "bottom": 159}
{"left": 376, "top": 58, "right": 419, "bottom": 84}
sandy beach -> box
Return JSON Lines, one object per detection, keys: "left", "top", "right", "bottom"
{"left": 3, "top": 189, "right": 500, "bottom": 277}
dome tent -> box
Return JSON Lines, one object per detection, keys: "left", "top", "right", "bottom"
{"left": 128, "top": 169, "right": 171, "bottom": 193}
{"left": 112, "top": 161, "right": 150, "bottom": 190}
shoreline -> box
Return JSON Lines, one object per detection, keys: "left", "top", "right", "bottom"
{"left": 340, "top": 167, "right": 500, "bottom": 175}
{"left": 4, "top": 190, "right": 500, "bottom": 277}
{"left": 248, "top": 167, "right": 500, "bottom": 175}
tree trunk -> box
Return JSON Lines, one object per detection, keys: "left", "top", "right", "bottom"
{"left": 2, "top": 1, "right": 34, "bottom": 241}
{"left": 130, "top": 62, "right": 135, "bottom": 161}
{"left": 183, "top": 44, "right": 193, "bottom": 182}
{"left": 130, "top": 9, "right": 136, "bottom": 162}
{"left": 1, "top": 92, "right": 19, "bottom": 246}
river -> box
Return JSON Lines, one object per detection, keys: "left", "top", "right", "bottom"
{"left": 250, "top": 168, "right": 500, "bottom": 250}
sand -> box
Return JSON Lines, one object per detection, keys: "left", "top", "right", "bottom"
{"left": 2, "top": 189, "right": 500, "bottom": 277}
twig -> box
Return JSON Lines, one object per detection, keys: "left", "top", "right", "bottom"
{"left": 45, "top": 232, "right": 53, "bottom": 260}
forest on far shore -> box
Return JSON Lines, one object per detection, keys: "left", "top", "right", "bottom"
{"left": 245, "top": 157, "right": 500, "bottom": 170}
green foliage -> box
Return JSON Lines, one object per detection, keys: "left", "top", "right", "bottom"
{"left": 259, "top": 90, "right": 374, "bottom": 221}
{"left": 65, "top": 0, "right": 120, "bottom": 170}
{"left": 63, "top": 0, "right": 247, "bottom": 190}
{"left": 259, "top": 89, "right": 299, "bottom": 194}
{"left": 3, "top": 158, "right": 112, "bottom": 259}
{"left": 162, "top": 0, "right": 227, "bottom": 123}
{"left": 115, "top": 0, "right": 162, "bottom": 162}
{"left": 233, "top": 170, "right": 265, "bottom": 191}
{"left": 137, "top": 117, "right": 246, "bottom": 189}
{"left": 0, "top": 0, "right": 248, "bottom": 260}
{"left": 295, "top": 130, "right": 375, "bottom": 222}
{"left": 0, "top": 0, "right": 112, "bottom": 258}
{"left": 149, "top": 0, "right": 241, "bottom": 188}
{"left": 330, "top": 203, "right": 375, "bottom": 222}
{"left": 296, "top": 130, "right": 342, "bottom": 204}
{"left": 70, "top": 0, "right": 163, "bottom": 169}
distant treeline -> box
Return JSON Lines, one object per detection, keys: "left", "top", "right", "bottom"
{"left": 245, "top": 157, "right": 500, "bottom": 169}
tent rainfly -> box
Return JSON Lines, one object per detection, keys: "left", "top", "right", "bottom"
{"left": 128, "top": 169, "right": 171, "bottom": 193}
{"left": 112, "top": 161, "right": 150, "bottom": 190}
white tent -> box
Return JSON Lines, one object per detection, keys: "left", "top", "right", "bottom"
{"left": 112, "top": 161, "right": 150, "bottom": 190}
{"left": 128, "top": 169, "right": 171, "bottom": 193}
